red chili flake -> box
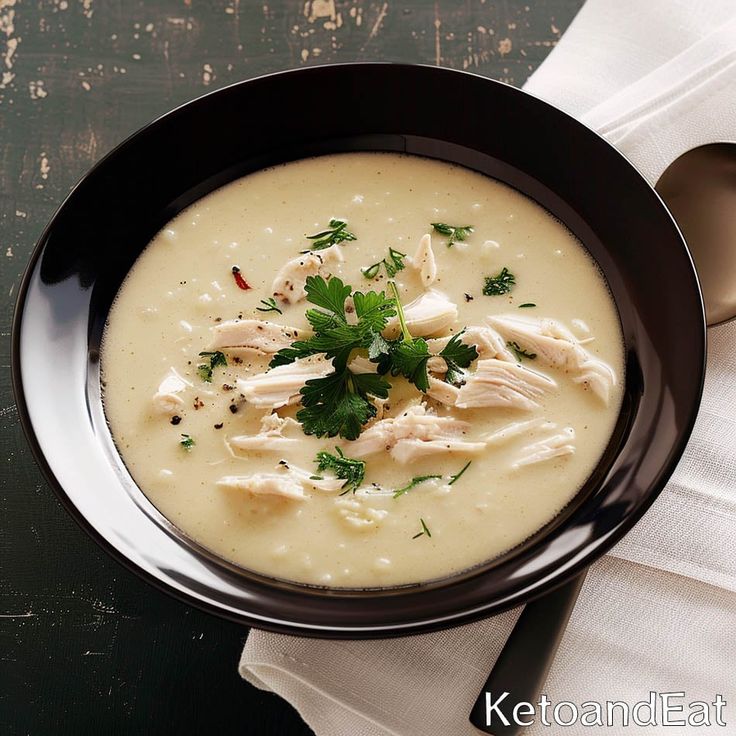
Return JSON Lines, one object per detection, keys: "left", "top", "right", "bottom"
{"left": 231, "top": 266, "right": 251, "bottom": 290}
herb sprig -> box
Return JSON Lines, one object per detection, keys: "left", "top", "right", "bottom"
{"left": 412, "top": 518, "right": 432, "bottom": 539}
{"left": 431, "top": 222, "right": 473, "bottom": 247}
{"left": 362, "top": 248, "right": 406, "bottom": 280}
{"left": 483, "top": 267, "right": 516, "bottom": 296}
{"left": 306, "top": 219, "right": 357, "bottom": 251}
{"left": 315, "top": 448, "right": 366, "bottom": 494}
{"left": 393, "top": 474, "right": 443, "bottom": 498}
{"left": 448, "top": 461, "right": 472, "bottom": 486}
{"left": 180, "top": 434, "right": 195, "bottom": 450}
{"left": 197, "top": 351, "right": 227, "bottom": 382}
{"left": 256, "top": 297, "right": 283, "bottom": 315}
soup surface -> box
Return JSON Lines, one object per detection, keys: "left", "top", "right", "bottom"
{"left": 102, "top": 152, "right": 624, "bottom": 587}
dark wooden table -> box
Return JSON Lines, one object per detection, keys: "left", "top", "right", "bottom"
{"left": 1, "top": 2, "right": 583, "bottom": 734}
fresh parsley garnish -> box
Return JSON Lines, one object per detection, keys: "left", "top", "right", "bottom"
{"left": 315, "top": 447, "right": 366, "bottom": 494}
{"left": 271, "top": 276, "right": 394, "bottom": 440}
{"left": 518, "top": 303, "right": 536, "bottom": 308}
{"left": 393, "top": 474, "right": 443, "bottom": 498}
{"left": 197, "top": 350, "right": 227, "bottom": 382}
{"left": 508, "top": 341, "right": 537, "bottom": 361}
{"left": 412, "top": 518, "right": 432, "bottom": 539}
{"left": 448, "top": 461, "right": 472, "bottom": 486}
{"left": 431, "top": 222, "right": 473, "bottom": 247}
{"left": 306, "top": 218, "right": 357, "bottom": 251}
{"left": 438, "top": 332, "right": 478, "bottom": 386}
{"left": 256, "top": 297, "right": 283, "bottom": 314}
{"left": 483, "top": 267, "right": 516, "bottom": 296}
{"left": 180, "top": 434, "right": 195, "bottom": 450}
{"left": 362, "top": 248, "right": 406, "bottom": 279}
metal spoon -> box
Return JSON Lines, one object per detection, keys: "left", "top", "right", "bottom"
{"left": 469, "top": 142, "right": 736, "bottom": 735}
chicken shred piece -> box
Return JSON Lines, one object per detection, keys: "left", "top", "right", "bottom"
{"left": 228, "top": 414, "right": 302, "bottom": 452}
{"left": 209, "top": 319, "right": 301, "bottom": 353}
{"left": 236, "top": 355, "right": 333, "bottom": 409}
{"left": 152, "top": 367, "right": 192, "bottom": 415}
{"left": 385, "top": 289, "right": 458, "bottom": 338}
{"left": 512, "top": 427, "right": 576, "bottom": 469}
{"left": 271, "top": 245, "right": 344, "bottom": 304}
{"left": 426, "top": 376, "right": 461, "bottom": 406}
{"left": 343, "top": 403, "right": 484, "bottom": 462}
{"left": 408, "top": 233, "right": 437, "bottom": 287}
{"left": 487, "top": 314, "right": 616, "bottom": 404}
{"left": 427, "top": 325, "right": 515, "bottom": 363}
{"left": 483, "top": 418, "right": 557, "bottom": 445}
{"left": 455, "top": 358, "right": 557, "bottom": 411}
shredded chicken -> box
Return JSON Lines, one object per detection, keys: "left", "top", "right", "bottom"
{"left": 483, "top": 418, "right": 557, "bottom": 445}
{"left": 228, "top": 413, "right": 302, "bottom": 452}
{"left": 427, "top": 325, "right": 515, "bottom": 363}
{"left": 152, "top": 367, "right": 192, "bottom": 415}
{"left": 487, "top": 314, "right": 616, "bottom": 404}
{"left": 271, "top": 245, "right": 344, "bottom": 304}
{"left": 209, "top": 319, "right": 301, "bottom": 353}
{"left": 408, "top": 233, "right": 437, "bottom": 287}
{"left": 385, "top": 289, "right": 458, "bottom": 338}
{"left": 216, "top": 458, "right": 344, "bottom": 500}
{"left": 455, "top": 359, "right": 557, "bottom": 411}
{"left": 426, "top": 376, "right": 461, "bottom": 406}
{"left": 236, "top": 355, "right": 333, "bottom": 408}
{"left": 344, "top": 403, "right": 485, "bottom": 463}
{"left": 512, "top": 427, "right": 576, "bottom": 469}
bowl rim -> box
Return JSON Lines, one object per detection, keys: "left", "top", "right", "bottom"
{"left": 10, "top": 62, "right": 707, "bottom": 636}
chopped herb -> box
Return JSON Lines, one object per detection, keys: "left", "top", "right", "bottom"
{"left": 256, "top": 297, "right": 283, "bottom": 314}
{"left": 431, "top": 222, "right": 474, "bottom": 247}
{"left": 412, "top": 518, "right": 432, "bottom": 539}
{"left": 197, "top": 350, "right": 227, "bottom": 382}
{"left": 315, "top": 447, "right": 366, "bottom": 494}
{"left": 306, "top": 218, "right": 357, "bottom": 250}
{"left": 483, "top": 267, "right": 516, "bottom": 296}
{"left": 508, "top": 341, "right": 537, "bottom": 361}
{"left": 438, "top": 332, "right": 478, "bottom": 386}
{"left": 518, "top": 303, "right": 536, "bottom": 308}
{"left": 448, "top": 460, "right": 472, "bottom": 486}
{"left": 231, "top": 265, "right": 251, "bottom": 290}
{"left": 362, "top": 247, "right": 406, "bottom": 280}
{"left": 180, "top": 434, "right": 195, "bottom": 451}
{"left": 393, "top": 474, "right": 443, "bottom": 498}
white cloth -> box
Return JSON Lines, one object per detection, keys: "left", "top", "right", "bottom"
{"left": 240, "top": 3, "right": 736, "bottom": 734}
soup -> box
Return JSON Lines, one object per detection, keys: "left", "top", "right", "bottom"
{"left": 102, "top": 152, "right": 624, "bottom": 587}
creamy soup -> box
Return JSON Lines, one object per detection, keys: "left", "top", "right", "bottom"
{"left": 102, "top": 153, "right": 624, "bottom": 587}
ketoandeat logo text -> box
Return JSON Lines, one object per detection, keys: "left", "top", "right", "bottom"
{"left": 484, "top": 691, "right": 727, "bottom": 728}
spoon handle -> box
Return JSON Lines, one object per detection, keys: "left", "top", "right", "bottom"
{"left": 468, "top": 571, "right": 587, "bottom": 735}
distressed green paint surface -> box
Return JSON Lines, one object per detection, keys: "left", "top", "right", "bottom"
{"left": 0, "top": 2, "right": 583, "bottom": 734}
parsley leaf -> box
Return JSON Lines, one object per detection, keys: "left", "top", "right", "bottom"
{"left": 298, "top": 369, "right": 390, "bottom": 440}
{"left": 508, "top": 341, "right": 537, "bottom": 361}
{"left": 197, "top": 350, "right": 227, "bottom": 382}
{"left": 483, "top": 267, "right": 516, "bottom": 296}
{"left": 431, "top": 222, "right": 473, "bottom": 247}
{"left": 362, "top": 247, "right": 406, "bottom": 279}
{"left": 438, "top": 332, "right": 478, "bottom": 386}
{"left": 315, "top": 447, "right": 366, "bottom": 494}
{"left": 393, "top": 475, "right": 443, "bottom": 498}
{"left": 389, "top": 338, "right": 432, "bottom": 392}
{"left": 180, "top": 434, "right": 195, "bottom": 451}
{"left": 306, "top": 218, "right": 357, "bottom": 250}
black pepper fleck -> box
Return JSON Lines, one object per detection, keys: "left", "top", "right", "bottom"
{"left": 170, "top": 415, "right": 182, "bottom": 425}
{"left": 229, "top": 404, "right": 238, "bottom": 414}
{"left": 214, "top": 423, "right": 223, "bottom": 430}
{"left": 464, "top": 293, "right": 474, "bottom": 302}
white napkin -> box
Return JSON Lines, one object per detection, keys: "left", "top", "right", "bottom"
{"left": 240, "top": 3, "right": 736, "bottom": 733}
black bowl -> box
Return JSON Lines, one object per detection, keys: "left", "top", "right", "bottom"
{"left": 11, "top": 64, "right": 705, "bottom": 637}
